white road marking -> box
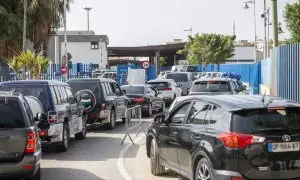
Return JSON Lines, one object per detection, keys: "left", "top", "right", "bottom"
{"left": 117, "top": 134, "right": 145, "bottom": 180}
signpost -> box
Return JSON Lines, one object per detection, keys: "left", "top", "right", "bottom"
{"left": 61, "top": 55, "right": 68, "bottom": 77}
{"left": 142, "top": 61, "right": 150, "bottom": 69}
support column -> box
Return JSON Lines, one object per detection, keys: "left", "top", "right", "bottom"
{"left": 155, "top": 50, "right": 160, "bottom": 76}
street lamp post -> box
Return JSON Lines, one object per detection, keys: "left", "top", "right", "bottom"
{"left": 23, "top": 0, "right": 27, "bottom": 51}
{"left": 184, "top": 27, "right": 193, "bottom": 37}
{"left": 244, "top": 0, "right": 257, "bottom": 62}
{"left": 271, "top": 0, "right": 278, "bottom": 47}
{"left": 84, "top": 7, "right": 92, "bottom": 31}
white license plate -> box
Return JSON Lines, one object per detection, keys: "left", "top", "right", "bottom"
{"left": 268, "top": 142, "right": 300, "bottom": 152}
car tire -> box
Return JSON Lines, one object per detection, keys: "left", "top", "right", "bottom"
{"left": 195, "top": 158, "right": 214, "bottom": 180}
{"left": 146, "top": 103, "right": 152, "bottom": 117}
{"left": 159, "top": 101, "right": 165, "bottom": 112}
{"left": 75, "top": 114, "right": 87, "bottom": 140}
{"left": 57, "top": 122, "right": 70, "bottom": 152}
{"left": 28, "top": 166, "right": 41, "bottom": 180}
{"left": 150, "top": 138, "right": 165, "bottom": 176}
{"left": 106, "top": 110, "right": 116, "bottom": 130}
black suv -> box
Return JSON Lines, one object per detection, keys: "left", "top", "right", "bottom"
{"left": 66, "top": 78, "right": 128, "bottom": 129}
{"left": 147, "top": 95, "right": 300, "bottom": 180}
{"left": 0, "top": 91, "right": 42, "bottom": 180}
{"left": 0, "top": 80, "right": 87, "bottom": 152}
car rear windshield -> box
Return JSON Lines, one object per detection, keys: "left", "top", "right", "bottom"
{"left": 166, "top": 74, "right": 188, "bottom": 82}
{"left": 192, "top": 81, "right": 231, "bottom": 92}
{"left": 232, "top": 108, "right": 300, "bottom": 134}
{"left": 0, "top": 86, "right": 49, "bottom": 110}
{"left": 67, "top": 81, "right": 103, "bottom": 100}
{"left": 147, "top": 82, "right": 169, "bottom": 91}
{"left": 0, "top": 97, "right": 25, "bottom": 129}
{"left": 121, "top": 86, "right": 144, "bottom": 94}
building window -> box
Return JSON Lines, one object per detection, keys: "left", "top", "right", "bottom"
{"left": 91, "top": 42, "right": 99, "bottom": 49}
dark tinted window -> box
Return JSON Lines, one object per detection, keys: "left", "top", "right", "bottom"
{"left": 187, "top": 101, "right": 210, "bottom": 125}
{"left": 59, "top": 86, "right": 68, "bottom": 103}
{"left": 0, "top": 98, "right": 25, "bottom": 128}
{"left": 121, "top": 86, "right": 145, "bottom": 94}
{"left": 166, "top": 74, "right": 188, "bottom": 82}
{"left": 209, "top": 106, "right": 230, "bottom": 130}
{"left": 0, "top": 86, "right": 49, "bottom": 110}
{"left": 67, "top": 81, "right": 103, "bottom": 99}
{"left": 50, "top": 86, "right": 58, "bottom": 105}
{"left": 54, "top": 86, "right": 61, "bottom": 104}
{"left": 147, "top": 82, "right": 169, "bottom": 91}
{"left": 170, "top": 102, "right": 191, "bottom": 123}
{"left": 232, "top": 108, "right": 300, "bottom": 134}
{"left": 192, "top": 81, "right": 231, "bottom": 92}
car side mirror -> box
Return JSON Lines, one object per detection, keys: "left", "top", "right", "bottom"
{"left": 36, "top": 113, "right": 46, "bottom": 121}
{"left": 154, "top": 114, "right": 166, "bottom": 124}
{"left": 67, "top": 96, "right": 75, "bottom": 104}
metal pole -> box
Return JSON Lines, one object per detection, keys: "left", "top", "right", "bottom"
{"left": 253, "top": 0, "right": 257, "bottom": 62}
{"left": 267, "top": 7, "right": 270, "bottom": 57}
{"left": 23, "top": 0, "right": 27, "bottom": 51}
{"left": 84, "top": 7, "right": 92, "bottom": 31}
{"left": 63, "top": 0, "right": 68, "bottom": 80}
{"left": 263, "top": 0, "right": 267, "bottom": 59}
{"left": 271, "top": 0, "right": 278, "bottom": 47}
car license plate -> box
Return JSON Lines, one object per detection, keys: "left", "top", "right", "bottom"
{"left": 268, "top": 142, "right": 300, "bottom": 152}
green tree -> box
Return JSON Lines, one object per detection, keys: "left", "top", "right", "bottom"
{"left": 178, "top": 33, "right": 235, "bottom": 65}
{"left": 284, "top": 1, "right": 300, "bottom": 43}
{"left": 159, "top": 57, "right": 167, "bottom": 66}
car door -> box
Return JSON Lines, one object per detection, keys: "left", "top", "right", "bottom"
{"left": 157, "top": 101, "right": 192, "bottom": 170}
{"left": 65, "top": 86, "right": 81, "bottom": 135}
{"left": 150, "top": 86, "right": 162, "bottom": 109}
{"left": 110, "top": 82, "right": 126, "bottom": 118}
{"left": 177, "top": 100, "right": 211, "bottom": 174}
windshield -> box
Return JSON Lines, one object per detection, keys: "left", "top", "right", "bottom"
{"left": 0, "top": 86, "right": 49, "bottom": 110}
{"left": 232, "top": 108, "right": 300, "bottom": 134}
{"left": 0, "top": 97, "right": 25, "bottom": 129}
{"left": 166, "top": 74, "right": 188, "bottom": 82}
{"left": 147, "top": 82, "right": 169, "bottom": 91}
{"left": 121, "top": 86, "right": 145, "bottom": 94}
{"left": 192, "top": 81, "right": 231, "bottom": 92}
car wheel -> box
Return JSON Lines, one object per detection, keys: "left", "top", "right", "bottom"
{"left": 195, "top": 158, "right": 214, "bottom": 180}
{"left": 28, "top": 166, "right": 41, "bottom": 180}
{"left": 57, "top": 122, "right": 70, "bottom": 152}
{"left": 75, "top": 114, "right": 87, "bottom": 140}
{"left": 146, "top": 103, "right": 152, "bottom": 117}
{"left": 159, "top": 101, "right": 165, "bottom": 112}
{"left": 106, "top": 110, "right": 116, "bottom": 130}
{"left": 150, "top": 138, "right": 165, "bottom": 176}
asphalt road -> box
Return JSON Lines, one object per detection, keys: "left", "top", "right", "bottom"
{"left": 41, "top": 110, "right": 185, "bottom": 180}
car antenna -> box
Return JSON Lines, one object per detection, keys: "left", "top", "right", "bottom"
{"left": 261, "top": 90, "right": 266, "bottom": 104}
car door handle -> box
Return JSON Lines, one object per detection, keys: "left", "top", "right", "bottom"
{"left": 170, "top": 132, "right": 178, "bottom": 137}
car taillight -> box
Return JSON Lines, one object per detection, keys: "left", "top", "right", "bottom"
{"left": 164, "top": 87, "right": 172, "bottom": 91}
{"left": 25, "top": 131, "right": 36, "bottom": 154}
{"left": 232, "top": 177, "right": 244, "bottom": 180}
{"left": 132, "top": 98, "right": 144, "bottom": 103}
{"left": 217, "top": 132, "right": 265, "bottom": 148}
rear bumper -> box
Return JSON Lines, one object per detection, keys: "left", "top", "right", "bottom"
{"left": 212, "top": 170, "right": 243, "bottom": 180}
{"left": 40, "top": 123, "right": 63, "bottom": 144}
{"left": 0, "top": 151, "right": 41, "bottom": 179}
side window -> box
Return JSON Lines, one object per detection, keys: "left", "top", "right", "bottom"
{"left": 109, "top": 83, "right": 117, "bottom": 95}
{"left": 210, "top": 106, "right": 229, "bottom": 130}
{"left": 50, "top": 86, "right": 58, "bottom": 105}
{"left": 105, "top": 82, "right": 113, "bottom": 95}
{"left": 169, "top": 102, "right": 191, "bottom": 123}
{"left": 187, "top": 101, "right": 210, "bottom": 125}
{"left": 101, "top": 83, "right": 107, "bottom": 96}
{"left": 59, "top": 86, "right": 67, "bottom": 103}
{"left": 53, "top": 86, "right": 61, "bottom": 104}
{"left": 23, "top": 101, "right": 33, "bottom": 123}
{"left": 147, "top": 87, "right": 155, "bottom": 95}
{"left": 65, "top": 87, "right": 74, "bottom": 99}
{"left": 114, "top": 83, "right": 121, "bottom": 94}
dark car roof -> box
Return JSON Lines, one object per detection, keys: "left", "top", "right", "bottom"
{"left": 0, "top": 80, "right": 67, "bottom": 86}
{"left": 183, "top": 95, "right": 300, "bottom": 111}
{"left": 67, "top": 78, "right": 116, "bottom": 83}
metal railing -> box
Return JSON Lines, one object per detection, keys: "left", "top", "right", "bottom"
{"left": 121, "top": 105, "right": 147, "bottom": 145}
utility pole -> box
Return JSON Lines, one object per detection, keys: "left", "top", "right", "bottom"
{"left": 244, "top": 0, "right": 257, "bottom": 62}
{"left": 23, "top": 0, "right": 27, "bottom": 51}
{"left": 263, "top": 0, "right": 267, "bottom": 59}
{"left": 84, "top": 7, "right": 92, "bottom": 31}
{"left": 271, "top": 0, "right": 278, "bottom": 47}
{"left": 62, "top": 0, "right": 68, "bottom": 80}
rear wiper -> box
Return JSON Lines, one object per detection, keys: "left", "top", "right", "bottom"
{"left": 258, "top": 128, "right": 284, "bottom": 132}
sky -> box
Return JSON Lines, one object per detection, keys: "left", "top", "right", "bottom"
{"left": 66, "top": 0, "right": 296, "bottom": 46}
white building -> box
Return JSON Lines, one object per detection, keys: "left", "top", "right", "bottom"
{"left": 48, "top": 31, "right": 109, "bottom": 69}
